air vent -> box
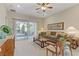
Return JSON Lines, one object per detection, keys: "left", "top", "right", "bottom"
{"left": 10, "top": 9, "right": 16, "bottom": 12}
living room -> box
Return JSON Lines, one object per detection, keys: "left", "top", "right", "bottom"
{"left": 0, "top": 3, "right": 79, "bottom": 56}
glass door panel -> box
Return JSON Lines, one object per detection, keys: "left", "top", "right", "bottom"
{"left": 27, "top": 22, "right": 36, "bottom": 39}
{"left": 15, "top": 20, "right": 37, "bottom": 40}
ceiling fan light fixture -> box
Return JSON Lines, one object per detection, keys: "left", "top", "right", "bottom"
{"left": 41, "top": 6, "right": 46, "bottom": 10}
{"left": 36, "top": 3, "right": 53, "bottom": 16}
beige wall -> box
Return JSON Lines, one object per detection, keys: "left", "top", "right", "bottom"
{"left": 0, "top": 4, "right": 44, "bottom": 34}
{"left": 44, "top": 4, "right": 79, "bottom": 31}
{"left": 6, "top": 11, "right": 44, "bottom": 34}
{"left": 0, "top": 4, "right": 7, "bottom": 26}
{"left": 44, "top": 15, "right": 63, "bottom": 30}
{"left": 0, "top": 4, "right": 14, "bottom": 29}
{"left": 2, "top": 4, "right": 79, "bottom": 34}
{"left": 57, "top": 4, "right": 79, "bottom": 30}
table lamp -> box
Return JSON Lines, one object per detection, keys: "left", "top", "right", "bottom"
{"left": 65, "top": 26, "right": 79, "bottom": 38}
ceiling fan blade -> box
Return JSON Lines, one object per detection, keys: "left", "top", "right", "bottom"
{"left": 45, "top": 3, "right": 49, "bottom": 5}
{"left": 42, "top": 3, "right": 49, "bottom": 6}
{"left": 42, "top": 3, "right": 45, "bottom": 6}
{"left": 47, "top": 7, "right": 53, "bottom": 9}
{"left": 37, "top": 3, "right": 45, "bottom": 6}
{"left": 37, "top": 3, "right": 42, "bottom": 5}
{"left": 35, "top": 8, "right": 40, "bottom": 10}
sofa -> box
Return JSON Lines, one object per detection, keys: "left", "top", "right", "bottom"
{"left": 33, "top": 31, "right": 65, "bottom": 48}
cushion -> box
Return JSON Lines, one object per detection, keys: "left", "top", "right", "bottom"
{"left": 39, "top": 37, "right": 48, "bottom": 41}
{"left": 47, "top": 45, "right": 56, "bottom": 52}
{"left": 50, "top": 32, "right": 56, "bottom": 36}
{"left": 46, "top": 45, "right": 60, "bottom": 53}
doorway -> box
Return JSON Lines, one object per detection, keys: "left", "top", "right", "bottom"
{"left": 15, "top": 20, "right": 37, "bottom": 40}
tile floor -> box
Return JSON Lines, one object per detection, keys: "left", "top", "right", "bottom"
{"left": 14, "top": 39, "right": 46, "bottom": 56}
{"left": 14, "top": 39, "right": 79, "bottom": 56}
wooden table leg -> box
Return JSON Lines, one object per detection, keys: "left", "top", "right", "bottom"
{"left": 41, "top": 41, "right": 43, "bottom": 48}
{"left": 41, "top": 41, "right": 44, "bottom": 48}
{"left": 46, "top": 48, "right": 48, "bottom": 56}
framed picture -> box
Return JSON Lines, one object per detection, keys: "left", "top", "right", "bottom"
{"left": 48, "top": 22, "right": 64, "bottom": 30}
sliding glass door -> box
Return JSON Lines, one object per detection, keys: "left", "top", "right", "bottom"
{"left": 15, "top": 20, "right": 37, "bottom": 40}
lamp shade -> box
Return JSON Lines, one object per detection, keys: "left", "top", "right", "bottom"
{"left": 39, "top": 28, "right": 44, "bottom": 33}
{"left": 65, "top": 26, "right": 79, "bottom": 37}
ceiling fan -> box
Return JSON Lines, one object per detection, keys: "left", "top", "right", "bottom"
{"left": 36, "top": 3, "right": 53, "bottom": 12}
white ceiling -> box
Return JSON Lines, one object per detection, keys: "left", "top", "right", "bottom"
{"left": 5, "top": 3, "right": 77, "bottom": 18}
